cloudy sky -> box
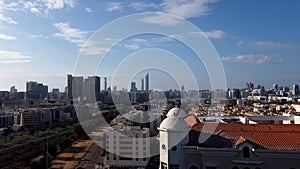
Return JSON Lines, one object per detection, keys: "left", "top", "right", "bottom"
{"left": 0, "top": 0, "right": 300, "bottom": 91}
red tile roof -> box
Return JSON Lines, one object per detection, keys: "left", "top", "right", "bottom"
{"left": 190, "top": 123, "right": 300, "bottom": 150}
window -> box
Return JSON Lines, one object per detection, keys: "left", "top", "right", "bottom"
{"left": 162, "top": 144, "right": 166, "bottom": 150}
{"left": 171, "top": 146, "right": 177, "bottom": 151}
{"left": 161, "top": 162, "right": 168, "bottom": 169}
{"left": 243, "top": 146, "right": 250, "bottom": 158}
{"left": 189, "top": 165, "right": 199, "bottom": 169}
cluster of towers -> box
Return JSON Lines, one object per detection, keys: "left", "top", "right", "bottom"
{"left": 130, "top": 73, "right": 149, "bottom": 92}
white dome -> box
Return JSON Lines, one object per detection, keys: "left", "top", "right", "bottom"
{"left": 159, "top": 108, "right": 190, "bottom": 131}
{"left": 166, "top": 108, "right": 187, "bottom": 118}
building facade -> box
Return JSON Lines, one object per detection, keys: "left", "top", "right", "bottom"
{"left": 104, "top": 126, "right": 151, "bottom": 169}
{"left": 159, "top": 108, "right": 300, "bottom": 169}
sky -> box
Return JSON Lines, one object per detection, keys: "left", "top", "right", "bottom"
{"left": 0, "top": 0, "right": 300, "bottom": 92}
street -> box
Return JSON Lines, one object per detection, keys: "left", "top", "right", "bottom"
{"left": 77, "top": 142, "right": 105, "bottom": 169}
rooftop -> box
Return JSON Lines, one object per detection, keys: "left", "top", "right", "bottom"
{"left": 188, "top": 121, "right": 300, "bottom": 150}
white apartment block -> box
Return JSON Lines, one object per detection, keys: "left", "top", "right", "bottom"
{"left": 104, "top": 126, "right": 151, "bottom": 169}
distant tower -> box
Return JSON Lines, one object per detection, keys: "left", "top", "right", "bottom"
{"left": 10, "top": 86, "right": 17, "bottom": 93}
{"left": 145, "top": 73, "right": 149, "bottom": 92}
{"left": 273, "top": 83, "right": 278, "bottom": 90}
{"left": 141, "top": 79, "right": 144, "bottom": 91}
{"left": 104, "top": 77, "right": 107, "bottom": 91}
{"left": 158, "top": 108, "right": 190, "bottom": 169}
{"left": 293, "top": 84, "right": 299, "bottom": 96}
{"left": 131, "top": 82, "right": 137, "bottom": 92}
{"left": 67, "top": 74, "right": 73, "bottom": 100}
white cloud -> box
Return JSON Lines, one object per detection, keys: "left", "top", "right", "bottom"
{"left": 30, "top": 34, "right": 49, "bottom": 39}
{"left": 30, "top": 7, "right": 40, "bottom": 14}
{"left": 43, "top": 0, "right": 75, "bottom": 9}
{"left": 0, "top": 13, "right": 17, "bottom": 24}
{"left": 139, "top": 12, "right": 181, "bottom": 26}
{"left": 0, "top": 50, "right": 33, "bottom": 64}
{"left": 129, "top": 2, "right": 158, "bottom": 11}
{"left": 0, "top": 33, "right": 16, "bottom": 40}
{"left": 0, "top": 0, "right": 76, "bottom": 19}
{"left": 221, "top": 54, "right": 282, "bottom": 64}
{"left": 189, "top": 30, "right": 226, "bottom": 39}
{"left": 161, "top": 0, "right": 218, "bottom": 18}
{"left": 85, "top": 7, "right": 92, "bottom": 13}
{"left": 124, "top": 44, "right": 139, "bottom": 50}
{"left": 106, "top": 2, "right": 123, "bottom": 12}
{"left": 79, "top": 41, "right": 110, "bottom": 55}
{"left": 236, "top": 41, "right": 243, "bottom": 46}
{"left": 252, "top": 41, "right": 298, "bottom": 49}
{"left": 53, "top": 22, "right": 88, "bottom": 44}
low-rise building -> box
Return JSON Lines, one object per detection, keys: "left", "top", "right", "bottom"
{"left": 159, "top": 108, "right": 300, "bottom": 169}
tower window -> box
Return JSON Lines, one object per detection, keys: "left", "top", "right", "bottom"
{"left": 171, "top": 146, "right": 177, "bottom": 151}
{"left": 162, "top": 144, "right": 166, "bottom": 150}
{"left": 243, "top": 146, "right": 250, "bottom": 158}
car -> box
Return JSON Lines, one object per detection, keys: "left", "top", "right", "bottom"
{"left": 81, "top": 157, "right": 89, "bottom": 161}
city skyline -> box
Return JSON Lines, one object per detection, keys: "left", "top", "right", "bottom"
{"left": 1, "top": 74, "right": 299, "bottom": 94}
{"left": 0, "top": 1, "right": 300, "bottom": 91}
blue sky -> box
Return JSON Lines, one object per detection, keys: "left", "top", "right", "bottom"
{"left": 0, "top": 0, "right": 300, "bottom": 91}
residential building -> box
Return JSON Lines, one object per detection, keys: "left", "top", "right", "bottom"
{"left": 104, "top": 126, "right": 151, "bottom": 169}
{"left": 26, "top": 81, "right": 48, "bottom": 100}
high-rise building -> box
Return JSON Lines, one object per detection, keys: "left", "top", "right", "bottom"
{"left": 10, "top": 86, "right": 17, "bottom": 93}
{"left": 292, "top": 84, "right": 299, "bottom": 96}
{"left": 26, "top": 81, "right": 48, "bottom": 100}
{"left": 131, "top": 82, "right": 137, "bottom": 92}
{"left": 273, "top": 83, "right": 278, "bottom": 90}
{"left": 84, "top": 76, "right": 100, "bottom": 102}
{"left": 72, "top": 76, "right": 84, "bottom": 100}
{"left": 141, "top": 78, "right": 144, "bottom": 91}
{"left": 67, "top": 74, "right": 73, "bottom": 100}
{"left": 246, "top": 82, "right": 254, "bottom": 91}
{"left": 104, "top": 77, "right": 107, "bottom": 91}
{"left": 113, "top": 85, "right": 117, "bottom": 92}
{"left": 145, "top": 73, "right": 149, "bottom": 92}
{"left": 51, "top": 88, "right": 60, "bottom": 100}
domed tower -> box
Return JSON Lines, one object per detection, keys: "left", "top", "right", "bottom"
{"left": 158, "top": 108, "right": 191, "bottom": 169}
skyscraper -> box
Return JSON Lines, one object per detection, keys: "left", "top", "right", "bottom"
{"left": 104, "top": 77, "right": 107, "bottom": 91}
{"left": 145, "top": 73, "right": 149, "bottom": 92}
{"left": 141, "top": 78, "right": 144, "bottom": 91}
{"left": 292, "top": 84, "right": 299, "bottom": 96}
{"left": 67, "top": 74, "right": 72, "bottom": 100}
{"left": 131, "top": 82, "right": 137, "bottom": 92}
{"left": 84, "top": 76, "right": 100, "bottom": 102}
{"left": 72, "top": 76, "right": 84, "bottom": 100}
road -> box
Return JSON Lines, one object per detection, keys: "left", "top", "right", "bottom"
{"left": 77, "top": 142, "right": 106, "bottom": 169}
